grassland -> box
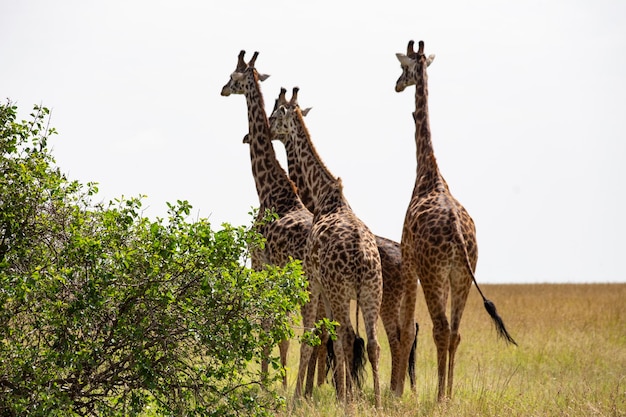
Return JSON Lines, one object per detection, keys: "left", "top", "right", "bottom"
{"left": 278, "top": 283, "right": 625, "bottom": 416}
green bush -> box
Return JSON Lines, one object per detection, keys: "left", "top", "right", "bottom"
{"left": 0, "top": 102, "right": 308, "bottom": 416}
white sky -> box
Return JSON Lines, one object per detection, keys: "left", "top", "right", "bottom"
{"left": 1, "top": 1, "right": 625, "bottom": 283}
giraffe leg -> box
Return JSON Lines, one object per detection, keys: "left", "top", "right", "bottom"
{"left": 432, "top": 313, "right": 450, "bottom": 401}
{"left": 447, "top": 270, "right": 471, "bottom": 398}
{"left": 363, "top": 302, "right": 382, "bottom": 408}
{"left": 261, "top": 343, "right": 270, "bottom": 376}
{"left": 331, "top": 328, "right": 347, "bottom": 403}
{"left": 327, "top": 299, "right": 353, "bottom": 404}
{"left": 279, "top": 338, "right": 289, "bottom": 388}
{"left": 394, "top": 266, "right": 418, "bottom": 397}
{"left": 305, "top": 295, "right": 325, "bottom": 395}
{"left": 379, "top": 292, "right": 402, "bottom": 393}
{"left": 447, "top": 331, "right": 460, "bottom": 398}
{"left": 295, "top": 287, "right": 320, "bottom": 398}
{"left": 260, "top": 318, "right": 273, "bottom": 380}
{"left": 421, "top": 277, "right": 450, "bottom": 402}
{"left": 316, "top": 329, "right": 330, "bottom": 387}
{"left": 343, "top": 326, "right": 356, "bottom": 400}
{"left": 305, "top": 345, "right": 319, "bottom": 395}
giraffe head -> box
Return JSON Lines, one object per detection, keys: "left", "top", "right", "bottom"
{"left": 221, "top": 50, "right": 270, "bottom": 96}
{"left": 395, "top": 40, "right": 435, "bottom": 93}
{"left": 268, "top": 87, "right": 311, "bottom": 143}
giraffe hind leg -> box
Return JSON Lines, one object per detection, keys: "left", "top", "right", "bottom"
{"left": 446, "top": 269, "right": 472, "bottom": 398}
{"left": 379, "top": 297, "right": 402, "bottom": 392}
{"left": 360, "top": 300, "right": 382, "bottom": 408}
{"left": 294, "top": 288, "right": 320, "bottom": 398}
{"left": 447, "top": 331, "right": 460, "bottom": 398}
{"left": 394, "top": 272, "right": 418, "bottom": 397}
{"left": 305, "top": 344, "right": 319, "bottom": 395}
{"left": 421, "top": 278, "right": 450, "bottom": 401}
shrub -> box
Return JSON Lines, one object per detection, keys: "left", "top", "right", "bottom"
{"left": 0, "top": 102, "right": 307, "bottom": 416}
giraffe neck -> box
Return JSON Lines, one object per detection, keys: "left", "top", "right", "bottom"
{"left": 289, "top": 109, "right": 348, "bottom": 213}
{"left": 281, "top": 131, "right": 315, "bottom": 213}
{"left": 244, "top": 77, "right": 302, "bottom": 214}
{"left": 413, "top": 63, "right": 448, "bottom": 196}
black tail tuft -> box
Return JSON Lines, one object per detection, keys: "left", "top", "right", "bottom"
{"left": 352, "top": 335, "right": 366, "bottom": 389}
{"left": 407, "top": 322, "right": 419, "bottom": 387}
{"left": 483, "top": 299, "right": 517, "bottom": 346}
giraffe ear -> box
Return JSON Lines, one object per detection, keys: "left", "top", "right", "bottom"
{"left": 301, "top": 107, "right": 312, "bottom": 117}
{"left": 396, "top": 53, "right": 412, "bottom": 66}
{"left": 242, "top": 133, "right": 250, "bottom": 144}
{"left": 258, "top": 73, "right": 270, "bottom": 82}
{"left": 426, "top": 54, "right": 436, "bottom": 67}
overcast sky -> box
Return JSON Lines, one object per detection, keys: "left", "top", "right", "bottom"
{"left": 2, "top": 1, "right": 625, "bottom": 283}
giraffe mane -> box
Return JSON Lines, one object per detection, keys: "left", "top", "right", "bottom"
{"left": 294, "top": 105, "right": 338, "bottom": 184}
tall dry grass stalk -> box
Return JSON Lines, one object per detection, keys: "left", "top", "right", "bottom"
{"left": 279, "top": 283, "right": 625, "bottom": 416}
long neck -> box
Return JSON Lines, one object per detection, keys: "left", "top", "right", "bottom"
{"left": 413, "top": 62, "right": 448, "bottom": 196}
{"left": 289, "top": 110, "right": 348, "bottom": 213}
{"left": 244, "top": 79, "right": 303, "bottom": 214}
{"left": 281, "top": 136, "right": 315, "bottom": 213}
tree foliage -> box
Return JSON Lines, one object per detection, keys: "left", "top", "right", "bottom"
{"left": 0, "top": 102, "right": 308, "bottom": 416}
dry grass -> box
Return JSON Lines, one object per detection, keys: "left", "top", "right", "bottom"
{"left": 278, "top": 283, "right": 626, "bottom": 416}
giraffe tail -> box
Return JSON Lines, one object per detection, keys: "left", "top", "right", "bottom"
{"left": 469, "top": 264, "right": 517, "bottom": 345}
{"left": 352, "top": 333, "right": 366, "bottom": 389}
{"left": 407, "top": 322, "right": 419, "bottom": 387}
{"left": 481, "top": 297, "right": 517, "bottom": 345}
{"left": 323, "top": 307, "right": 366, "bottom": 389}
{"left": 453, "top": 215, "right": 518, "bottom": 346}
{"left": 352, "top": 300, "right": 366, "bottom": 389}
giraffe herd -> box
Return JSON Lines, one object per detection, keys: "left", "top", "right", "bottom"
{"left": 221, "top": 40, "right": 517, "bottom": 408}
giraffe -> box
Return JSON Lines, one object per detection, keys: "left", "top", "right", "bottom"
{"left": 269, "top": 91, "right": 384, "bottom": 407}
{"left": 269, "top": 87, "right": 418, "bottom": 393}
{"left": 393, "top": 40, "right": 517, "bottom": 400}
{"left": 220, "top": 50, "right": 315, "bottom": 388}
{"left": 311, "top": 178, "right": 383, "bottom": 406}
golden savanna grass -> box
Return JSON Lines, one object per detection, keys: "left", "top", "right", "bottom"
{"left": 279, "top": 283, "right": 625, "bottom": 417}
